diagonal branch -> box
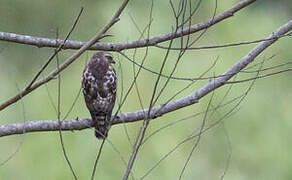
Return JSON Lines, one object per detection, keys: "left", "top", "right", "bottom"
{"left": 1, "top": 19, "right": 291, "bottom": 138}
{"left": 0, "top": 0, "right": 130, "bottom": 112}
{"left": 0, "top": 0, "right": 256, "bottom": 51}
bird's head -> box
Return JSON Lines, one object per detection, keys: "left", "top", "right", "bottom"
{"left": 103, "top": 52, "right": 115, "bottom": 64}
{"left": 91, "top": 51, "right": 116, "bottom": 67}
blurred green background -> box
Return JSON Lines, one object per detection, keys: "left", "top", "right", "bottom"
{"left": 0, "top": 0, "right": 292, "bottom": 179}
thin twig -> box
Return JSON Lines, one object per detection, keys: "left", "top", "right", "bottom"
{"left": 62, "top": 55, "right": 89, "bottom": 120}
{"left": 155, "top": 32, "right": 292, "bottom": 50}
{"left": 56, "top": 46, "right": 78, "bottom": 180}
{"left": 0, "top": 0, "right": 130, "bottom": 112}
{"left": 141, "top": 61, "right": 261, "bottom": 179}
{"left": 91, "top": 139, "right": 105, "bottom": 180}
{"left": 122, "top": 1, "right": 156, "bottom": 179}
{"left": 0, "top": 84, "right": 25, "bottom": 166}
{"left": 179, "top": 77, "right": 215, "bottom": 180}
{"left": 26, "top": 7, "right": 84, "bottom": 90}
{"left": 226, "top": 68, "right": 292, "bottom": 84}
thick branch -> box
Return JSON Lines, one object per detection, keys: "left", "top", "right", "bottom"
{"left": 0, "top": 0, "right": 255, "bottom": 51}
{"left": 1, "top": 19, "right": 291, "bottom": 138}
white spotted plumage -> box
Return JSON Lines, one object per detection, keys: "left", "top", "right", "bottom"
{"left": 82, "top": 52, "right": 117, "bottom": 139}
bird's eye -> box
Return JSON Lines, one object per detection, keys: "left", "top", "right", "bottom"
{"left": 104, "top": 54, "right": 112, "bottom": 59}
{"left": 105, "top": 53, "right": 115, "bottom": 64}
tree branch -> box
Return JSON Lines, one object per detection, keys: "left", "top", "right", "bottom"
{"left": 0, "top": 0, "right": 256, "bottom": 51}
{"left": 0, "top": 0, "right": 130, "bottom": 111}
{"left": 1, "top": 19, "right": 291, "bottom": 138}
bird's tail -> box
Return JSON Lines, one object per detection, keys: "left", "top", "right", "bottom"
{"left": 93, "top": 116, "right": 110, "bottom": 139}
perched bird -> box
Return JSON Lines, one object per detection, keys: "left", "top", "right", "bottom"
{"left": 82, "top": 52, "right": 117, "bottom": 139}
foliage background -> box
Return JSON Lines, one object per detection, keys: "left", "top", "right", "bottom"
{"left": 0, "top": 0, "right": 292, "bottom": 179}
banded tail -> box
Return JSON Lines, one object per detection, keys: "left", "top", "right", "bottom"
{"left": 93, "top": 115, "right": 110, "bottom": 139}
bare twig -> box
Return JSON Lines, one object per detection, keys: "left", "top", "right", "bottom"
{"left": 179, "top": 80, "right": 214, "bottom": 180}
{"left": 122, "top": 2, "right": 157, "bottom": 179}
{"left": 56, "top": 49, "right": 78, "bottom": 180}
{"left": 155, "top": 32, "right": 292, "bottom": 50}
{"left": 141, "top": 60, "right": 262, "bottom": 179}
{"left": 26, "top": 7, "right": 84, "bottom": 90}
{"left": 141, "top": 75, "right": 237, "bottom": 145}
{"left": 0, "top": 0, "right": 256, "bottom": 51}
{"left": 91, "top": 139, "right": 105, "bottom": 180}
{"left": 126, "top": 0, "right": 215, "bottom": 176}
{"left": 0, "top": 84, "right": 25, "bottom": 166}
{"left": 226, "top": 68, "right": 292, "bottom": 84}
{"left": 120, "top": 11, "right": 154, "bottom": 146}
{"left": 0, "top": 0, "right": 130, "bottom": 112}
{"left": 62, "top": 56, "right": 88, "bottom": 120}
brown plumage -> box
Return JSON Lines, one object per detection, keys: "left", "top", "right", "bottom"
{"left": 82, "top": 52, "right": 117, "bottom": 139}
